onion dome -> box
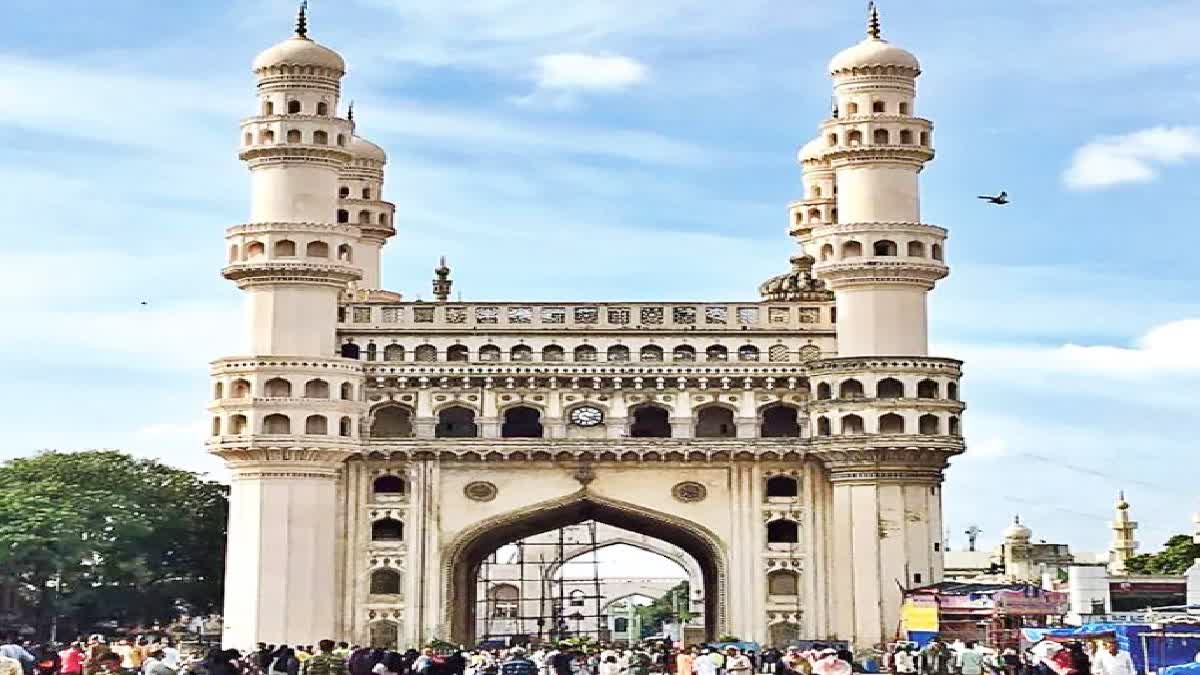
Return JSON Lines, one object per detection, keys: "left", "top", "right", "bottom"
{"left": 829, "top": 3, "right": 919, "bottom": 75}
{"left": 1003, "top": 516, "right": 1032, "bottom": 541}
{"left": 349, "top": 135, "right": 387, "bottom": 163}
{"left": 798, "top": 137, "right": 826, "bottom": 164}
{"left": 253, "top": 4, "right": 345, "bottom": 74}
{"left": 759, "top": 255, "right": 834, "bottom": 302}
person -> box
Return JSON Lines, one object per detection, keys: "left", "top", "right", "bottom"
{"left": 95, "top": 655, "right": 124, "bottom": 675}
{"left": 811, "top": 652, "right": 849, "bottom": 675}
{"left": 893, "top": 647, "right": 917, "bottom": 675}
{"left": 0, "top": 637, "right": 34, "bottom": 675}
{"left": 677, "top": 649, "right": 697, "bottom": 675}
{"left": 143, "top": 650, "right": 176, "bottom": 675}
{"left": 271, "top": 649, "right": 299, "bottom": 675}
{"left": 919, "top": 640, "right": 952, "bottom": 675}
{"left": 596, "top": 656, "right": 620, "bottom": 675}
{"left": 2, "top": 655, "right": 24, "bottom": 675}
{"left": 500, "top": 649, "right": 536, "bottom": 675}
{"left": 1065, "top": 644, "right": 1090, "bottom": 675}
{"left": 61, "top": 644, "right": 86, "bottom": 675}
{"left": 372, "top": 652, "right": 404, "bottom": 675}
{"left": 302, "top": 643, "right": 346, "bottom": 675}
{"left": 1092, "top": 642, "right": 1133, "bottom": 675}
{"left": 412, "top": 650, "right": 434, "bottom": 675}
{"left": 725, "top": 650, "right": 752, "bottom": 675}
{"left": 33, "top": 646, "right": 61, "bottom": 675}
{"left": 957, "top": 643, "right": 985, "bottom": 675}
{"left": 626, "top": 650, "right": 652, "bottom": 675}
{"left": 779, "top": 648, "right": 809, "bottom": 675}
{"left": 694, "top": 651, "right": 717, "bottom": 675}
{"left": 334, "top": 648, "right": 351, "bottom": 662}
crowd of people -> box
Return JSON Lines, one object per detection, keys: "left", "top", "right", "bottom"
{"left": 887, "top": 637, "right": 1137, "bottom": 675}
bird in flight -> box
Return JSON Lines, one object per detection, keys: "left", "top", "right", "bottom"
{"left": 977, "top": 191, "right": 1009, "bottom": 205}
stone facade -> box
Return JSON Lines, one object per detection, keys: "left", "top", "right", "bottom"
{"left": 210, "top": 5, "right": 966, "bottom": 652}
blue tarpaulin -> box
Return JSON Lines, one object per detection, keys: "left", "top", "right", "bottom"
{"left": 1025, "top": 623, "right": 1200, "bottom": 673}
{"left": 1163, "top": 662, "right": 1200, "bottom": 675}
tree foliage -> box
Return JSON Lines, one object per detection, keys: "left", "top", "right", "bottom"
{"left": 1125, "top": 534, "right": 1200, "bottom": 575}
{"left": 634, "top": 581, "right": 690, "bottom": 639}
{"left": 0, "top": 450, "right": 228, "bottom": 636}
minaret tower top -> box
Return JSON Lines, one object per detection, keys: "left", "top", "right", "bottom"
{"left": 1109, "top": 491, "right": 1139, "bottom": 575}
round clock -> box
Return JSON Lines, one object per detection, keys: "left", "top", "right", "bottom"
{"left": 569, "top": 406, "right": 604, "bottom": 427}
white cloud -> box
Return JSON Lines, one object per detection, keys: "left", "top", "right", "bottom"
{"left": 535, "top": 53, "right": 647, "bottom": 91}
{"left": 1063, "top": 126, "right": 1200, "bottom": 190}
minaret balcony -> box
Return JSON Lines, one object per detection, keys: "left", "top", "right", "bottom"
{"left": 812, "top": 259, "right": 947, "bottom": 290}
{"left": 222, "top": 259, "right": 362, "bottom": 287}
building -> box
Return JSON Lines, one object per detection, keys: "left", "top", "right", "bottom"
{"left": 902, "top": 582, "right": 1068, "bottom": 650}
{"left": 210, "top": 4, "right": 967, "bottom": 650}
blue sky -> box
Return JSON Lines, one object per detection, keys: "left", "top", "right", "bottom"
{"left": 1, "top": 0, "right": 1198, "bottom": 556}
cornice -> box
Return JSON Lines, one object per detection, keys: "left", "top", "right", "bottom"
{"left": 211, "top": 355, "right": 363, "bottom": 373}
{"left": 807, "top": 356, "right": 962, "bottom": 375}
{"left": 222, "top": 261, "right": 362, "bottom": 287}
{"left": 810, "top": 221, "right": 947, "bottom": 238}
{"left": 228, "top": 221, "right": 362, "bottom": 237}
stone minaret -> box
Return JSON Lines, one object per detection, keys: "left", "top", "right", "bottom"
{"left": 1108, "top": 492, "right": 1139, "bottom": 575}
{"left": 805, "top": 4, "right": 964, "bottom": 648}
{"left": 338, "top": 124, "right": 395, "bottom": 290}
{"left": 210, "top": 5, "right": 365, "bottom": 648}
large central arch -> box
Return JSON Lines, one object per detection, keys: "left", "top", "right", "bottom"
{"left": 443, "top": 491, "right": 728, "bottom": 644}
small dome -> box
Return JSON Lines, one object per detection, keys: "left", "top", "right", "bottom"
{"left": 798, "top": 137, "right": 826, "bottom": 163}
{"left": 350, "top": 135, "right": 387, "bottom": 163}
{"left": 829, "top": 37, "right": 919, "bottom": 74}
{"left": 758, "top": 255, "right": 833, "bottom": 302}
{"left": 253, "top": 36, "right": 345, "bottom": 73}
{"left": 1003, "top": 516, "right": 1032, "bottom": 541}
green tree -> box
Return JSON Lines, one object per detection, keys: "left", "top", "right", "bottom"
{"left": 634, "top": 581, "right": 689, "bottom": 638}
{"left": 0, "top": 450, "right": 228, "bottom": 637}
{"left": 1125, "top": 534, "right": 1200, "bottom": 575}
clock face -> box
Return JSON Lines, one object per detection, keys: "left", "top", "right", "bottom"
{"left": 570, "top": 406, "right": 604, "bottom": 427}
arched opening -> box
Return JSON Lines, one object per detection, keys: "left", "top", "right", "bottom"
{"left": 305, "top": 414, "right": 328, "bottom": 435}
{"left": 907, "top": 240, "right": 925, "bottom": 257}
{"left": 932, "top": 243, "right": 944, "bottom": 260}
{"left": 769, "top": 622, "right": 801, "bottom": 649}
{"left": 259, "top": 129, "right": 275, "bottom": 144}
{"left": 479, "top": 345, "right": 502, "bottom": 362}
{"left": 949, "top": 416, "right": 961, "bottom": 435}
{"left": 262, "top": 413, "right": 290, "bottom": 434}
{"left": 488, "top": 584, "right": 520, "bottom": 619}
{"left": 211, "top": 417, "right": 221, "bottom": 436}
{"left": 339, "top": 186, "right": 350, "bottom": 198}
{"left": 336, "top": 133, "right": 346, "bottom": 147}
{"left": 336, "top": 209, "right": 349, "bottom": 224}
{"left": 920, "top": 131, "right": 930, "bottom": 146}
{"left": 841, "top": 414, "right": 865, "bottom": 435}
{"left": 447, "top": 345, "right": 469, "bottom": 362}
{"left": 229, "top": 414, "right": 248, "bottom": 435}
{"left": 807, "top": 208, "right": 821, "bottom": 221}
{"left": 568, "top": 589, "right": 586, "bottom": 607}
{"left": 316, "top": 101, "right": 329, "bottom": 116}
{"left": 640, "top": 345, "right": 664, "bottom": 362}
{"left": 436, "top": 406, "right": 478, "bottom": 438}
{"left": 872, "top": 101, "right": 886, "bottom": 113}
{"left": 286, "top": 129, "right": 302, "bottom": 143}
{"left": 574, "top": 345, "right": 597, "bottom": 362}
{"left": 446, "top": 493, "right": 724, "bottom": 644}
{"left": 607, "top": 345, "right": 630, "bottom": 362}
{"left": 629, "top": 405, "right": 671, "bottom": 438}
{"left": 371, "top": 406, "right": 413, "bottom": 438}
{"left": 340, "top": 341, "right": 360, "bottom": 358}
{"left": 243, "top": 132, "right": 252, "bottom": 146}
{"left": 695, "top": 406, "right": 735, "bottom": 438}
{"left": 820, "top": 243, "right": 834, "bottom": 261}
{"left": 542, "top": 345, "right": 565, "bottom": 362}
{"left": 816, "top": 382, "right": 832, "bottom": 400}
{"left": 231, "top": 378, "right": 251, "bottom": 398}
{"left": 340, "top": 382, "right": 354, "bottom": 400}
{"left": 228, "top": 244, "right": 239, "bottom": 263}
{"left": 738, "top": 345, "right": 760, "bottom": 361}
{"left": 339, "top": 416, "right": 353, "bottom": 437}
{"left": 287, "top": 100, "right": 301, "bottom": 114}
{"left": 414, "top": 344, "right": 437, "bottom": 362}
{"left": 313, "top": 130, "right": 328, "bottom": 145}
{"left": 337, "top": 243, "right": 352, "bottom": 262}
{"left": 767, "top": 570, "right": 800, "bottom": 596}
{"left": 705, "top": 345, "right": 728, "bottom": 362}
{"left": 765, "top": 475, "right": 799, "bottom": 498}
{"left": 362, "top": 187, "right": 371, "bottom": 199}
{"left": 245, "top": 241, "right": 265, "bottom": 259}
{"left": 879, "top": 413, "right": 905, "bottom": 434}
{"left": 761, "top": 405, "right": 801, "bottom": 438}
{"left": 384, "top": 344, "right": 405, "bottom": 361}
{"left": 673, "top": 345, "right": 696, "bottom": 362}
{"left": 917, "top": 379, "right": 939, "bottom": 399}
{"left": 213, "top": 381, "right": 224, "bottom": 400}
{"left": 817, "top": 416, "right": 831, "bottom": 436}
{"left": 511, "top": 345, "right": 533, "bottom": 361}
{"left": 838, "top": 379, "right": 864, "bottom": 398}
{"left": 899, "top": 101, "right": 910, "bottom": 115}
{"left": 900, "top": 129, "right": 914, "bottom": 145}
{"left": 306, "top": 240, "right": 330, "bottom": 257}
{"left": 370, "top": 569, "right": 401, "bottom": 594}
{"left": 358, "top": 210, "right": 372, "bottom": 224}
{"left": 769, "top": 344, "right": 789, "bottom": 363}
{"left": 842, "top": 241, "right": 863, "bottom": 258}
{"left": 848, "top": 129, "right": 863, "bottom": 145}
{"left": 263, "top": 100, "right": 275, "bottom": 115}
{"left": 263, "top": 377, "right": 291, "bottom": 397}
{"left": 365, "top": 343, "right": 377, "bottom": 361}
{"left": 846, "top": 102, "right": 859, "bottom": 115}
{"left": 766, "top": 519, "right": 799, "bottom": 544}
{"left": 919, "top": 414, "right": 941, "bottom": 435}
{"left": 304, "top": 378, "right": 330, "bottom": 398}
{"left": 874, "top": 240, "right": 898, "bottom": 256}
{"left": 948, "top": 382, "right": 959, "bottom": 400}
{"left": 502, "top": 406, "right": 543, "bottom": 438}
{"left": 372, "top": 518, "right": 404, "bottom": 541}
{"left": 368, "top": 621, "right": 398, "bottom": 650}
{"left": 273, "top": 239, "right": 296, "bottom": 257}
{"left": 876, "top": 377, "right": 904, "bottom": 398}
{"left": 373, "top": 475, "right": 406, "bottom": 496}
{"left": 873, "top": 128, "right": 890, "bottom": 144}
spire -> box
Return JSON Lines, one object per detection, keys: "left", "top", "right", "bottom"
{"left": 867, "top": 1, "right": 882, "bottom": 40}
{"left": 433, "top": 256, "right": 452, "bottom": 303}
{"left": 1109, "top": 491, "right": 1139, "bottom": 575}
{"left": 347, "top": 100, "right": 355, "bottom": 122}
{"left": 295, "top": 1, "right": 309, "bottom": 38}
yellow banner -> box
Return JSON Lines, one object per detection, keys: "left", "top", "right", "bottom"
{"left": 902, "top": 604, "right": 939, "bottom": 632}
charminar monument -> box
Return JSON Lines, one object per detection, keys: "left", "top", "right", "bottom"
{"left": 209, "top": 3, "right": 966, "bottom": 652}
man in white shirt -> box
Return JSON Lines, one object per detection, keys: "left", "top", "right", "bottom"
{"left": 726, "top": 649, "right": 753, "bottom": 675}
{"left": 893, "top": 647, "right": 917, "bottom": 675}
{"left": 1093, "top": 642, "right": 1136, "bottom": 675}
{"left": 956, "top": 642, "right": 985, "bottom": 675}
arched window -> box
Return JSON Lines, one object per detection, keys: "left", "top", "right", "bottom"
{"left": 761, "top": 405, "right": 800, "bottom": 438}
{"left": 446, "top": 345, "right": 469, "bottom": 362}
{"left": 827, "top": 133, "right": 838, "bottom": 146}
{"left": 415, "top": 344, "right": 437, "bottom": 362}
{"left": 337, "top": 243, "right": 353, "bottom": 262}
{"left": 917, "top": 380, "right": 939, "bottom": 399}
{"left": 316, "top": 101, "right": 329, "bottom": 116}
{"left": 370, "top": 569, "right": 401, "bottom": 594}
{"left": 705, "top": 345, "right": 728, "bottom": 362}
{"left": 842, "top": 241, "right": 863, "bottom": 258}
{"left": 873, "top": 128, "right": 890, "bottom": 145}
{"left": 479, "top": 345, "right": 502, "bottom": 362}
{"left": 607, "top": 345, "right": 630, "bottom": 362}
{"left": 696, "top": 406, "right": 735, "bottom": 438}
{"left": 274, "top": 239, "right": 296, "bottom": 257}
{"left": 766, "top": 475, "right": 799, "bottom": 498}
{"left": 846, "top": 102, "right": 859, "bottom": 114}
{"left": 339, "top": 186, "right": 350, "bottom": 198}
{"left": 738, "top": 345, "right": 760, "bottom": 362}
{"left": 264, "top": 377, "right": 292, "bottom": 397}
{"left": 305, "top": 414, "right": 328, "bottom": 435}
{"left": 817, "top": 416, "right": 831, "bottom": 436}
{"left": 767, "top": 569, "right": 800, "bottom": 595}
{"left": 286, "top": 129, "right": 302, "bottom": 143}
{"left": 907, "top": 240, "right": 925, "bottom": 257}
{"left": 879, "top": 413, "right": 905, "bottom": 434}
{"left": 287, "top": 100, "right": 301, "bottom": 114}
{"left": 932, "top": 243, "right": 944, "bottom": 261}
{"left": 920, "top": 131, "right": 930, "bottom": 146}
{"left": 337, "top": 134, "right": 346, "bottom": 146}
{"left": 949, "top": 416, "right": 961, "bottom": 435}
{"left": 848, "top": 130, "right": 863, "bottom": 145}
{"left": 436, "top": 406, "right": 478, "bottom": 438}
{"left": 263, "top": 100, "right": 275, "bottom": 115}
{"left": 384, "top": 344, "right": 405, "bottom": 361}
{"left": 838, "top": 379, "right": 864, "bottom": 398}
{"left": 304, "top": 379, "right": 330, "bottom": 399}
{"left": 243, "top": 132, "right": 253, "bottom": 146}
{"left": 379, "top": 213, "right": 389, "bottom": 225}
{"left": 259, "top": 129, "right": 275, "bottom": 144}
{"left": 816, "top": 382, "right": 832, "bottom": 400}
{"left": 841, "top": 414, "right": 865, "bottom": 435}
{"left": 371, "top": 518, "right": 404, "bottom": 541}
{"left": 807, "top": 208, "right": 821, "bottom": 221}
{"left": 673, "top": 345, "right": 696, "bottom": 362}
{"left": 339, "top": 416, "right": 353, "bottom": 436}
{"left": 246, "top": 241, "right": 266, "bottom": 259}
{"left": 812, "top": 185, "right": 822, "bottom": 198}
{"left": 340, "top": 382, "right": 354, "bottom": 400}
{"left": 373, "top": 475, "right": 406, "bottom": 496}
{"left": 899, "top": 101, "right": 910, "bottom": 115}
{"left": 230, "top": 414, "right": 248, "bottom": 435}
{"left": 313, "top": 130, "right": 328, "bottom": 145}
{"left": 230, "top": 378, "right": 251, "bottom": 399}
{"left": 211, "top": 417, "right": 221, "bottom": 437}
{"left": 358, "top": 210, "right": 372, "bottom": 224}
{"left": 362, "top": 187, "right": 371, "bottom": 199}
{"left": 228, "top": 244, "right": 239, "bottom": 263}
{"left": 263, "top": 413, "right": 291, "bottom": 434}
{"left": 630, "top": 405, "right": 671, "bottom": 438}
{"left": 919, "top": 414, "right": 940, "bottom": 435}
{"left": 542, "top": 345, "right": 565, "bottom": 362}
{"left": 769, "top": 344, "right": 789, "bottom": 363}
{"left": 307, "top": 241, "right": 330, "bottom": 257}
{"left": 767, "top": 519, "right": 799, "bottom": 544}
{"left": 948, "top": 382, "right": 959, "bottom": 400}
{"left": 900, "top": 129, "right": 914, "bottom": 145}
{"left": 820, "top": 244, "right": 834, "bottom": 261}
{"left": 490, "top": 584, "right": 520, "bottom": 619}
{"left": 365, "top": 343, "right": 377, "bottom": 361}
{"left": 574, "top": 345, "right": 598, "bottom": 362}
{"left": 568, "top": 589, "right": 586, "bottom": 607}
{"left": 340, "top": 341, "right": 360, "bottom": 359}
{"left": 872, "top": 101, "right": 886, "bottom": 113}
{"left": 511, "top": 345, "right": 533, "bottom": 361}
{"left": 873, "top": 240, "right": 898, "bottom": 256}
{"left": 502, "top": 406, "right": 543, "bottom": 438}
{"left": 213, "top": 381, "right": 225, "bottom": 400}
{"left": 876, "top": 377, "right": 904, "bottom": 398}
{"left": 371, "top": 406, "right": 413, "bottom": 438}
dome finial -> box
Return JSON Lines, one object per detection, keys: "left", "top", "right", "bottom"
{"left": 867, "top": 1, "right": 882, "bottom": 39}
{"left": 295, "top": 1, "right": 309, "bottom": 38}
{"left": 347, "top": 100, "right": 355, "bottom": 122}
